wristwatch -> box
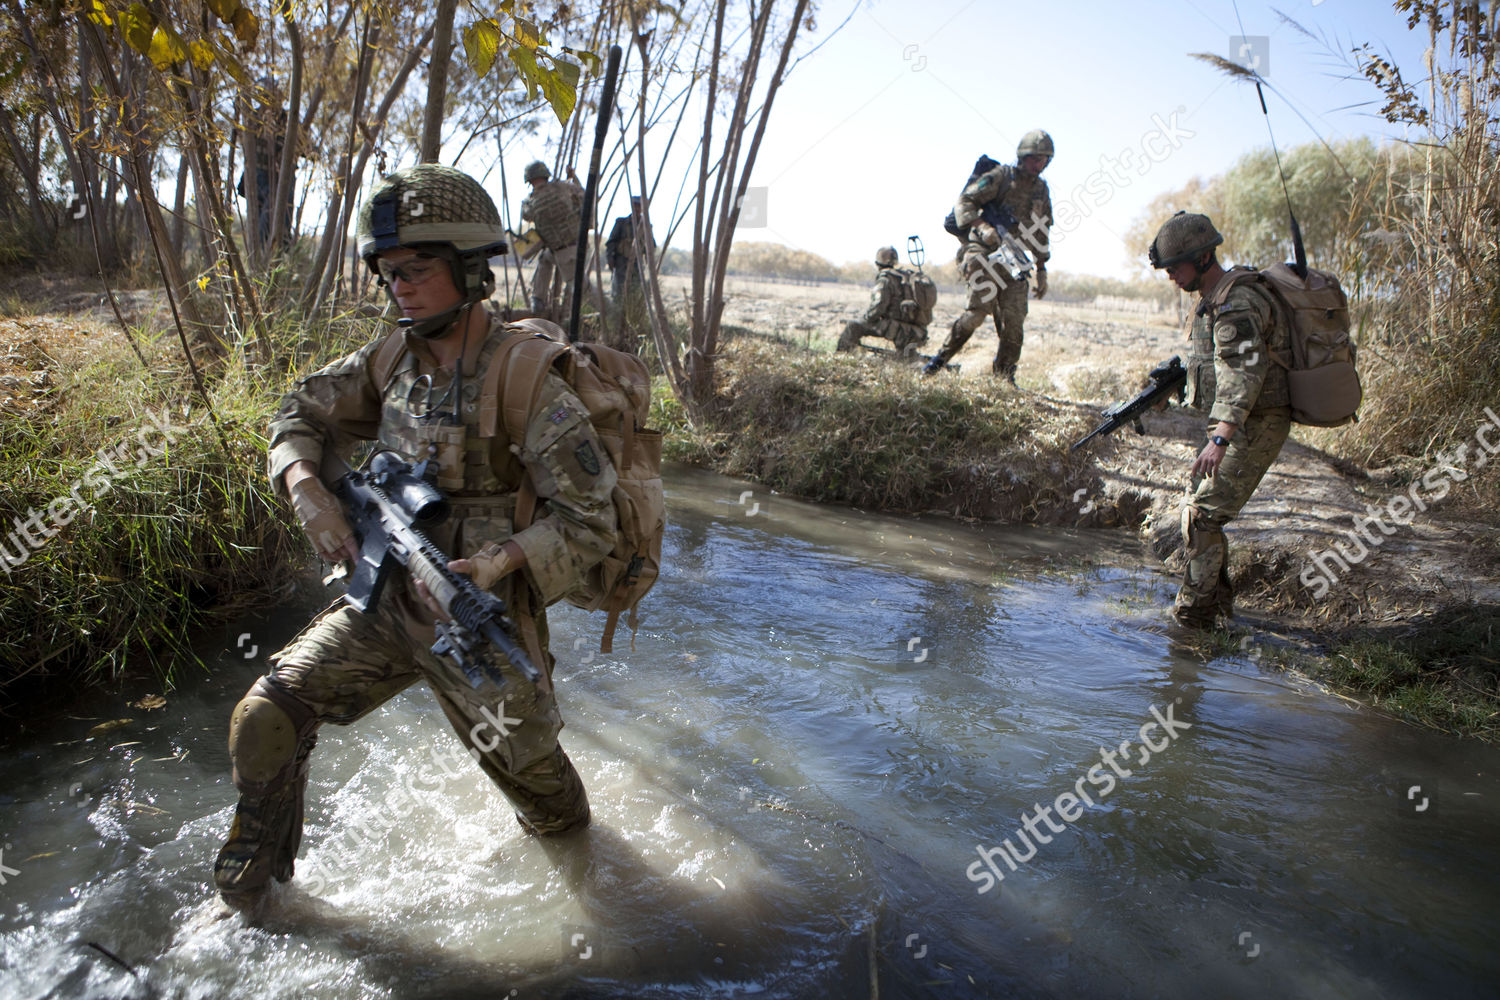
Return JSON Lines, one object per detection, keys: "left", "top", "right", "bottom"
{"left": 1211, "top": 434, "right": 1230, "bottom": 447}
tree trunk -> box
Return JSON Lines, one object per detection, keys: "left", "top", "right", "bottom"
{"left": 0, "top": 106, "right": 52, "bottom": 243}
{"left": 420, "top": 0, "right": 458, "bottom": 163}
{"left": 308, "top": 22, "right": 436, "bottom": 308}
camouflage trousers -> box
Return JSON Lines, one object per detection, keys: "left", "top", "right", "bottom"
{"left": 213, "top": 590, "right": 588, "bottom": 902}
{"left": 933, "top": 249, "right": 1029, "bottom": 375}
{"left": 531, "top": 243, "right": 579, "bottom": 318}
{"left": 836, "top": 319, "right": 928, "bottom": 354}
{"left": 1175, "top": 407, "right": 1291, "bottom": 627}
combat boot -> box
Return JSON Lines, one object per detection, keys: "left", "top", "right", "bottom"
{"left": 213, "top": 742, "right": 313, "bottom": 908}
{"left": 922, "top": 352, "right": 949, "bottom": 376}
{"left": 993, "top": 362, "right": 1017, "bottom": 386}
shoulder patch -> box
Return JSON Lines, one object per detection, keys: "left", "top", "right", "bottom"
{"left": 574, "top": 440, "right": 601, "bottom": 476}
{"left": 549, "top": 405, "right": 571, "bottom": 425}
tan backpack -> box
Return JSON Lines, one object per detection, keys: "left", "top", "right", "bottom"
{"left": 479, "top": 327, "right": 664, "bottom": 654}
{"left": 1215, "top": 263, "right": 1363, "bottom": 427}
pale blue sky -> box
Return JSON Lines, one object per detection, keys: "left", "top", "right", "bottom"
{"left": 735, "top": 0, "right": 1431, "bottom": 277}
{"left": 490, "top": 0, "right": 1432, "bottom": 279}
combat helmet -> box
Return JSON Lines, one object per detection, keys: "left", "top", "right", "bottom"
{"left": 355, "top": 164, "right": 506, "bottom": 337}
{"left": 1148, "top": 210, "right": 1223, "bottom": 269}
{"left": 1016, "top": 129, "right": 1054, "bottom": 161}
{"left": 875, "top": 246, "right": 898, "bottom": 267}
{"left": 523, "top": 161, "right": 551, "bottom": 183}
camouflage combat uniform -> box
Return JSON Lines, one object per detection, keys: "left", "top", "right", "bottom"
{"left": 1176, "top": 273, "right": 1291, "bottom": 626}
{"left": 836, "top": 266, "right": 927, "bottom": 354}
{"left": 213, "top": 310, "right": 617, "bottom": 900}
{"left": 932, "top": 164, "right": 1052, "bottom": 376}
{"left": 521, "top": 179, "right": 585, "bottom": 317}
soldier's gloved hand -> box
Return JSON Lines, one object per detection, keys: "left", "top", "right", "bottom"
{"left": 1034, "top": 265, "right": 1048, "bottom": 299}
{"left": 288, "top": 478, "right": 358, "bottom": 563}
{"left": 450, "top": 540, "right": 527, "bottom": 592}
{"left": 972, "top": 221, "right": 999, "bottom": 247}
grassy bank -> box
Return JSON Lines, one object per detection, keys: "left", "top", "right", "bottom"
{"left": 0, "top": 286, "right": 367, "bottom": 714}
{"left": 1230, "top": 605, "right": 1500, "bottom": 742}
{"left": 655, "top": 337, "right": 1131, "bottom": 524}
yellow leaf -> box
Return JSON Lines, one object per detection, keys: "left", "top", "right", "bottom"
{"left": 510, "top": 15, "right": 542, "bottom": 50}
{"left": 147, "top": 27, "right": 188, "bottom": 68}
{"left": 230, "top": 8, "right": 259, "bottom": 47}
{"left": 563, "top": 46, "right": 602, "bottom": 74}
{"left": 196, "top": 274, "right": 211, "bottom": 291}
{"left": 509, "top": 46, "right": 539, "bottom": 102}
{"left": 124, "top": 3, "right": 157, "bottom": 54}
{"left": 535, "top": 59, "right": 578, "bottom": 124}
{"left": 188, "top": 39, "right": 215, "bottom": 70}
{"left": 89, "top": 718, "right": 134, "bottom": 737}
{"left": 462, "top": 19, "right": 502, "bottom": 77}
{"left": 86, "top": 0, "right": 114, "bottom": 27}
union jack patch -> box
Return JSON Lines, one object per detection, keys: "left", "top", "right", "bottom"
{"left": 549, "top": 406, "right": 570, "bottom": 424}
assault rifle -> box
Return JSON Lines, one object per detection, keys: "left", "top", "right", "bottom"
{"left": 1070, "top": 356, "right": 1186, "bottom": 452}
{"left": 327, "top": 450, "right": 541, "bottom": 688}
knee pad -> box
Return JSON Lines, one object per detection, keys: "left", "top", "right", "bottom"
{"left": 229, "top": 677, "right": 317, "bottom": 795}
{"left": 1182, "top": 504, "right": 1226, "bottom": 545}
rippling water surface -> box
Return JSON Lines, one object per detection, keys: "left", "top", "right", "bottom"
{"left": 1, "top": 465, "right": 1496, "bottom": 998}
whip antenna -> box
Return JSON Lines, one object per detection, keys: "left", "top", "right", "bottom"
{"left": 1233, "top": 1, "right": 1307, "bottom": 276}
{"left": 570, "top": 44, "right": 623, "bottom": 343}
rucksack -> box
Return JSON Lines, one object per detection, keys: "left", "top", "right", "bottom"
{"left": 1213, "top": 264, "right": 1362, "bottom": 427}
{"left": 371, "top": 321, "right": 665, "bottom": 654}
{"left": 895, "top": 267, "right": 937, "bottom": 327}
{"left": 943, "top": 154, "right": 1001, "bottom": 237}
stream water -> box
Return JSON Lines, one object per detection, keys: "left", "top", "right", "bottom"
{"left": 1, "top": 465, "right": 1496, "bottom": 999}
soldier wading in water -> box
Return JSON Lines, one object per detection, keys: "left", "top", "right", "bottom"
{"left": 213, "top": 165, "right": 618, "bottom": 910}
{"left": 1149, "top": 211, "right": 1291, "bottom": 629}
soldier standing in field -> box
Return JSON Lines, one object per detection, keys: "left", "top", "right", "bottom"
{"left": 213, "top": 165, "right": 617, "bottom": 910}
{"left": 519, "top": 161, "right": 586, "bottom": 319}
{"left": 836, "top": 246, "right": 929, "bottom": 356}
{"left": 924, "top": 130, "right": 1055, "bottom": 383}
{"left": 1149, "top": 211, "right": 1291, "bottom": 629}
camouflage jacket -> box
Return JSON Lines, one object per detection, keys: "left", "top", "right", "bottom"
{"left": 1187, "top": 272, "right": 1291, "bottom": 427}
{"left": 521, "top": 180, "right": 585, "bottom": 251}
{"left": 954, "top": 163, "right": 1053, "bottom": 264}
{"left": 862, "top": 267, "right": 906, "bottom": 326}
{"left": 267, "top": 310, "right": 618, "bottom": 606}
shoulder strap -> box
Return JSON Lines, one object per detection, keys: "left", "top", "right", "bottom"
{"left": 1209, "top": 267, "right": 1294, "bottom": 369}
{"left": 370, "top": 327, "right": 408, "bottom": 393}
{"left": 479, "top": 330, "right": 571, "bottom": 530}
{"left": 1208, "top": 266, "right": 1261, "bottom": 310}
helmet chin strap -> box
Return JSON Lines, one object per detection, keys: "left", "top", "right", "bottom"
{"left": 395, "top": 290, "right": 483, "bottom": 339}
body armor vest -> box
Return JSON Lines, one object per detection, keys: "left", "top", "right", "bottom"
{"left": 524, "top": 181, "right": 582, "bottom": 251}
{"left": 375, "top": 330, "right": 522, "bottom": 559}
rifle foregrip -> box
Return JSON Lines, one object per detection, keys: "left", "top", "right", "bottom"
{"left": 407, "top": 550, "right": 459, "bottom": 610}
